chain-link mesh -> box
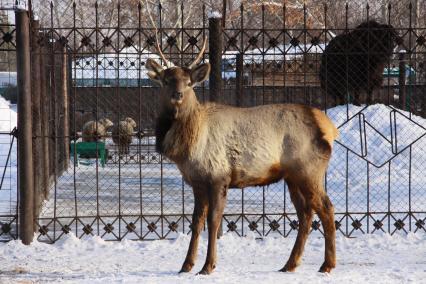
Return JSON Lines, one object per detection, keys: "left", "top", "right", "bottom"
{"left": 1, "top": 1, "right": 426, "bottom": 242}
{"left": 0, "top": 5, "right": 18, "bottom": 241}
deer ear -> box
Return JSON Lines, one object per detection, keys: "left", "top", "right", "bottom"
{"left": 190, "top": 63, "right": 210, "bottom": 86}
{"left": 146, "top": 59, "right": 164, "bottom": 85}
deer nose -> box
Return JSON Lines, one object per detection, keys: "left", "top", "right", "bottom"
{"left": 172, "top": 92, "right": 183, "bottom": 100}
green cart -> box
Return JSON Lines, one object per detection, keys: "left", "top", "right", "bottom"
{"left": 70, "top": 141, "right": 107, "bottom": 167}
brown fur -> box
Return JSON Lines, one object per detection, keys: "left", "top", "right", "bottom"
{"left": 230, "top": 164, "right": 284, "bottom": 188}
{"left": 146, "top": 58, "right": 338, "bottom": 275}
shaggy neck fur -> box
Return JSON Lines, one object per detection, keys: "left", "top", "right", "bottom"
{"left": 155, "top": 90, "right": 203, "bottom": 162}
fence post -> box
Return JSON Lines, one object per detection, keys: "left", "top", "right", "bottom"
{"left": 16, "top": 9, "right": 34, "bottom": 245}
{"left": 208, "top": 17, "right": 223, "bottom": 103}
{"left": 235, "top": 53, "right": 244, "bottom": 106}
{"left": 40, "top": 38, "right": 50, "bottom": 199}
{"left": 60, "top": 46, "right": 70, "bottom": 171}
{"left": 398, "top": 52, "right": 406, "bottom": 110}
{"left": 48, "top": 49, "right": 55, "bottom": 179}
{"left": 30, "top": 19, "right": 43, "bottom": 220}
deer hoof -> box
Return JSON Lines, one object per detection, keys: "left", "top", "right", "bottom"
{"left": 279, "top": 266, "right": 296, "bottom": 273}
{"left": 319, "top": 262, "right": 335, "bottom": 273}
{"left": 179, "top": 262, "right": 194, "bottom": 273}
{"left": 279, "top": 262, "right": 297, "bottom": 272}
{"left": 197, "top": 269, "right": 210, "bottom": 275}
{"left": 197, "top": 264, "right": 215, "bottom": 275}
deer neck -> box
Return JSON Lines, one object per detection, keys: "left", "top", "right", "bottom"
{"left": 156, "top": 90, "right": 203, "bottom": 162}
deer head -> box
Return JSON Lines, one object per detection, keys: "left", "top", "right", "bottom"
{"left": 146, "top": 36, "right": 210, "bottom": 115}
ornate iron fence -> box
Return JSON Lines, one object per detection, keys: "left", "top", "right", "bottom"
{"left": 1, "top": 1, "right": 426, "bottom": 243}
{"left": 0, "top": 5, "right": 18, "bottom": 241}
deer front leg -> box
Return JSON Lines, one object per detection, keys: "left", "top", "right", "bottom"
{"left": 180, "top": 189, "right": 208, "bottom": 273}
{"left": 198, "top": 184, "right": 228, "bottom": 275}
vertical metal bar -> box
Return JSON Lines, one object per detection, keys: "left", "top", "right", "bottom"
{"left": 388, "top": 161, "right": 391, "bottom": 233}
{"left": 222, "top": 0, "right": 226, "bottom": 28}
{"left": 345, "top": 149, "right": 349, "bottom": 236}
{"left": 367, "top": 162, "right": 370, "bottom": 233}
{"left": 344, "top": 3, "right": 349, "bottom": 117}
{"left": 180, "top": 1, "right": 185, "bottom": 235}
{"left": 282, "top": 3, "right": 287, "bottom": 236}
{"left": 399, "top": 53, "right": 406, "bottom": 110}
{"left": 261, "top": 3, "right": 266, "bottom": 236}
{"left": 407, "top": 2, "right": 413, "bottom": 115}
{"left": 137, "top": 1, "right": 143, "bottom": 239}
{"left": 303, "top": 3, "right": 307, "bottom": 104}
{"left": 16, "top": 8, "right": 34, "bottom": 245}
{"left": 409, "top": 146, "right": 412, "bottom": 231}
{"left": 201, "top": 4, "right": 206, "bottom": 102}
{"left": 160, "top": 155, "right": 164, "bottom": 238}
{"left": 387, "top": 4, "right": 392, "bottom": 106}
{"left": 116, "top": 1, "right": 122, "bottom": 240}
{"left": 50, "top": 0, "right": 58, "bottom": 242}
{"left": 180, "top": 2, "right": 184, "bottom": 67}
{"left": 95, "top": 1, "right": 100, "bottom": 236}
{"left": 235, "top": 53, "right": 243, "bottom": 107}
{"left": 61, "top": 48, "right": 69, "bottom": 172}
{"left": 159, "top": 2, "right": 164, "bottom": 238}
{"left": 323, "top": 3, "right": 327, "bottom": 112}
{"left": 208, "top": 17, "right": 223, "bottom": 103}
{"left": 241, "top": 188, "right": 244, "bottom": 236}
{"left": 40, "top": 35, "right": 50, "bottom": 201}
{"left": 72, "top": 1, "right": 78, "bottom": 234}
{"left": 366, "top": 4, "right": 370, "bottom": 106}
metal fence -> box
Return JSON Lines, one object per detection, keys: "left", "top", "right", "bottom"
{"left": 0, "top": 4, "right": 17, "bottom": 241}
{"left": 1, "top": 1, "right": 426, "bottom": 243}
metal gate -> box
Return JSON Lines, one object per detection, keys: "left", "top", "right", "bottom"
{"left": 0, "top": 4, "right": 18, "bottom": 241}
{"left": 1, "top": 1, "right": 426, "bottom": 243}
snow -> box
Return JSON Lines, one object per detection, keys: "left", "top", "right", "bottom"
{"left": 73, "top": 43, "right": 326, "bottom": 82}
{"left": 73, "top": 47, "right": 161, "bottom": 81}
{"left": 0, "top": 95, "right": 426, "bottom": 282}
{"left": 0, "top": 96, "right": 17, "bottom": 132}
{"left": 0, "top": 232, "right": 425, "bottom": 283}
{"left": 238, "top": 43, "right": 326, "bottom": 61}
{"left": 0, "top": 96, "right": 17, "bottom": 216}
{"left": 0, "top": 72, "right": 17, "bottom": 87}
{"left": 208, "top": 11, "right": 222, "bottom": 19}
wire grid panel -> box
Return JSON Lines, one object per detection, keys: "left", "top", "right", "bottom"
{"left": 0, "top": 6, "right": 17, "bottom": 241}
{"left": 24, "top": 1, "right": 426, "bottom": 242}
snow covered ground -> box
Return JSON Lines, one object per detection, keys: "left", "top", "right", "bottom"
{"left": 0, "top": 96, "right": 17, "bottom": 217}
{"left": 0, "top": 232, "right": 425, "bottom": 283}
{"left": 1, "top": 93, "right": 426, "bottom": 283}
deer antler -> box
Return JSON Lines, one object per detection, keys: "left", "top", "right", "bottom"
{"left": 155, "top": 31, "right": 174, "bottom": 68}
{"left": 188, "top": 36, "right": 208, "bottom": 69}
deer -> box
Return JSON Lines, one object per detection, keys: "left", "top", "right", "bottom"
{"left": 146, "top": 36, "right": 339, "bottom": 275}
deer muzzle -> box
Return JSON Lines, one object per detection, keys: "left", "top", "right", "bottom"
{"left": 172, "top": 92, "right": 183, "bottom": 100}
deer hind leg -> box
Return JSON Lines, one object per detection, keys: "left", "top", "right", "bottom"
{"left": 312, "top": 193, "right": 336, "bottom": 273}
{"left": 280, "top": 182, "right": 313, "bottom": 272}
{"left": 198, "top": 183, "right": 228, "bottom": 275}
{"left": 180, "top": 188, "right": 208, "bottom": 273}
